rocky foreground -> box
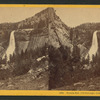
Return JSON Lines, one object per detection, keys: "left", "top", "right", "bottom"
{"left": 56, "top": 77, "right": 100, "bottom": 91}
{"left": 0, "top": 71, "right": 48, "bottom": 90}
{"left": 0, "top": 71, "right": 99, "bottom": 90}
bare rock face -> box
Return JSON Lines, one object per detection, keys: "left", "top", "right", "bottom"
{"left": 77, "top": 44, "right": 88, "bottom": 58}
{"left": 14, "top": 8, "right": 71, "bottom": 54}
{"left": 48, "top": 21, "right": 72, "bottom": 49}
{"left": 0, "top": 46, "right": 5, "bottom": 57}
{"left": 14, "top": 29, "right": 32, "bottom": 54}
{"left": 1, "top": 8, "right": 100, "bottom": 58}
{"left": 0, "top": 7, "right": 87, "bottom": 58}
{"left": 27, "top": 8, "right": 71, "bottom": 51}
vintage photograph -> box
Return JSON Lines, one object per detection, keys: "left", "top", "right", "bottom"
{"left": 0, "top": 7, "right": 100, "bottom": 90}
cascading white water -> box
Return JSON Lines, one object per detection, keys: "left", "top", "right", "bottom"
{"left": 86, "top": 31, "right": 98, "bottom": 61}
{"left": 2, "top": 30, "right": 15, "bottom": 61}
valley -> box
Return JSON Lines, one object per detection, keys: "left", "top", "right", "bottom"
{"left": 0, "top": 7, "right": 100, "bottom": 90}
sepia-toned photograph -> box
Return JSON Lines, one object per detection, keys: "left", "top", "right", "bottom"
{"left": 0, "top": 7, "right": 100, "bottom": 90}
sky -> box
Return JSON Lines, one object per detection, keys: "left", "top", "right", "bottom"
{"left": 0, "top": 7, "right": 100, "bottom": 27}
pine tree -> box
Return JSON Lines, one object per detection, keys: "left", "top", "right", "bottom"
{"left": 70, "top": 28, "right": 73, "bottom": 43}
{"left": 59, "top": 46, "right": 71, "bottom": 62}
{"left": 72, "top": 45, "right": 80, "bottom": 63}
{"left": 92, "top": 54, "right": 95, "bottom": 64}
{"left": 24, "top": 49, "right": 28, "bottom": 59}
{"left": 9, "top": 54, "right": 13, "bottom": 63}
{"left": 4, "top": 54, "right": 7, "bottom": 65}
{"left": 86, "top": 55, "right": 90, "bottom": 65}
{"left": 81, "top": 57, "right": 86, "bottom": 65}
{"left": 0, "top": 57, "right": 1, "bottom": 65}
{"left": 21, "top": 50, "right": 24, "bottom": 59}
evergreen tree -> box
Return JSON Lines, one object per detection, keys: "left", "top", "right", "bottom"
{"left": 3, "top": 54, "right": 7, "bottom": 65}
{"left": 81, "top": 57, "right": 86, "bottom": 65}
{"left": 86, "top": 55, "right": 90, "bottom": 65}
{"left": 12, "top": 53, "right": 16, "bottom": 62}
{"left": 70, "top": 29, "right": 73, "bottom": 43}
{"left": 21, "top": 50, "right": 24, "bottom": 59}
{"left": 24, "top": 49, "right": 28, "bottom": 59}
{"left": 48, "top": 45, "right": 63, "bottom": 89}
{"left": 59, "top": 46, "right": 70, "bottom": 61}
{"left": 0, "top": 57, "right": 2, "bottom": 65}
{"left": 72, "top": 45, "right": 80, "bottom": 63}
{"left": 92, "top": 54, "right": 95, "bottom": 64}
{"left": 9, "top": 54, "right": 13, "bottom": 63}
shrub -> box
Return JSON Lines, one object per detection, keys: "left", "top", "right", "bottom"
{"left": 0, "top": 69, "right": 11, "bottom": 80}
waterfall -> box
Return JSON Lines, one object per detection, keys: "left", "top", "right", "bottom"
{"left": 86, "top": 31, "right": 98, "bottom": 61}
{"left": 2, "top": 30, "right": 15, "bottom": 61}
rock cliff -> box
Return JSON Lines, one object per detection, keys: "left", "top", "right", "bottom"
{"left": 0, "top": 8, "right": 71, "bottom": 57}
